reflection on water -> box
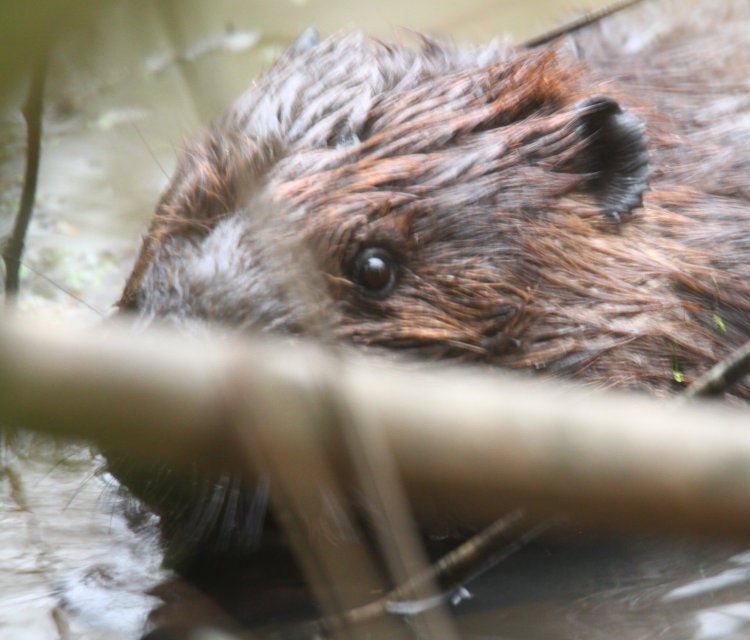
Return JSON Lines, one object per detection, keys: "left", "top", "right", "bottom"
{"left": 696, "top": 604, "right": 750, "bottom": 640}
{"left": 49, "top": 509, "right": 750, "bottom": 639}
{"left": 665, "top": 550, "right": 750, "bottom": 640}
{"left": 666, "top": 552, "right": 750, "bottom": 602}
{"left": 451, "top": 530, "right": 750, "bottom": 640}
{"left": 55, "top": 473, "right": 166, "bottom": 638}
{"left": 3, "top": 1, "right": 750, "bottom": 638}
{"left": 0, "top": 434, "right": 167, "bottom": 639}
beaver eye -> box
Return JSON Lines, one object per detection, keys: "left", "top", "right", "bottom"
{"left": 352, "top": 247, "right": 396, "bottom": 296}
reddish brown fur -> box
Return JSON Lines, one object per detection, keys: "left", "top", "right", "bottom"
{"left": 121, "top": 17, "right": 750, "bottom": 397}
{"left": 111, "top": 0, "right": 750, "bottom": 580}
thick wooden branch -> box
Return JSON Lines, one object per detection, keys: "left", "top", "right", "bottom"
{"left": 1, "top": 317, "right": 750, "bottom": 540}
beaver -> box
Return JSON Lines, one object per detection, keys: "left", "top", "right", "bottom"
{"left": 110, "top": 0, "right": 750, "bottom": 624}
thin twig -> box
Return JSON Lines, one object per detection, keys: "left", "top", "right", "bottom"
{"left": 524, "top": 0, "right": 645, "bottom": 48}
{"left": 685, "top": 340, "right": 750, "bottom": 399}
{"left": 3, "top": 49, "right": 48, "bottom": 304}
{"left": 339, "top": 392, "right": 461, "bottom": 639}
{"left": 270, "top": 510, "right": 531, "bottom": 639}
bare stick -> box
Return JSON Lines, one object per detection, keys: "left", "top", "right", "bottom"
{"left": 2, "top": 50, "right": 48, "bottom": 303}
{"left": 270, "top": 510, "right": 531, "bottom": 640}
{"left": 3, "top": 319, "right": 750, "bottom": 540}
{"left": 685, "top": 340, "right": 750, "bottom": 399}
{"left": 524, "top": 0, "right": 645, "bottom": 48}
{"left": 337, "top": 394, "right": 461, "bottom": 639}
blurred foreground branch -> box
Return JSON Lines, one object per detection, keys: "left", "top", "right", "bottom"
{"left": 1, "top": 317, "right": 750, "bottom": 539}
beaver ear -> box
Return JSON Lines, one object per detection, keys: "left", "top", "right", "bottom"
{"left": 566, "top": 96, "right": 650, "bottom": 220}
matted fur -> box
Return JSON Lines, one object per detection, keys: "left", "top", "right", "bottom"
{"left": 121, "top": 1, "right": 750, "bottom": 397}
{"left": 113, "top": 0, "right": 750, "bottom": 569}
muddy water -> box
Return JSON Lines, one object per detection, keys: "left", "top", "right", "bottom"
{"left": 2, "top": 1, "right": 750, "bottom": 639}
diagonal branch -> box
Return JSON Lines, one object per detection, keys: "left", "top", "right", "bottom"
{"left": 685, "top": 340, "right": 750, "bottom": 399}
{"left": 271, "top": 510, "right": 534, "bottom": 639}
{"left": 524, "top": 0, "right": 646, "bottom": 48}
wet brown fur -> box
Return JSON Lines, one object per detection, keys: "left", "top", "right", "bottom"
{"left": 121, "top": 5, "right": 750, "bottom": 397}
{"left": 111, "top": 0, "right": 750, "bottom": 584}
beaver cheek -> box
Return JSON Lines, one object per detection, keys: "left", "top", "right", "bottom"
{"left": 130, "top": 216, "right": 328, "bottom": 336}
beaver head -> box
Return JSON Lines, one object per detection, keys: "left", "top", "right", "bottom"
{"left": 113, "top": 20, "right": 750, "bottom": 571}
{"left": 119, "top": 31, "right": 730, "bottom": 395}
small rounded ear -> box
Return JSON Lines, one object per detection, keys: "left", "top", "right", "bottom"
{"left": 567, "top": 96, "right": 650, "bottom": 220}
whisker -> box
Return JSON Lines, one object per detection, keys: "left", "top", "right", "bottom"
{"left": 18, "top": 260, "right": 107, "bottom": 318}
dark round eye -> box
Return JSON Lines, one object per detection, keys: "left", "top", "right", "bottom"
{"left": 353, "top": 247, "right": 396, "bottom": 296}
